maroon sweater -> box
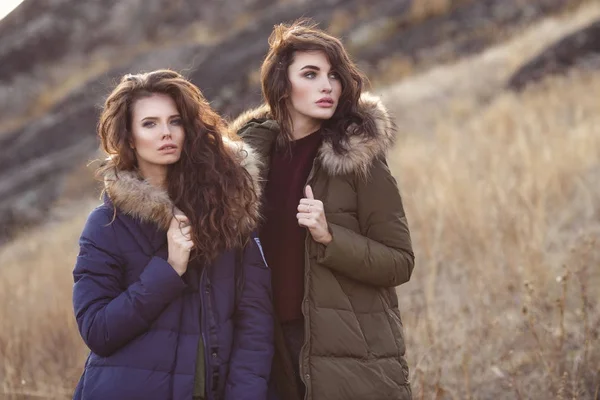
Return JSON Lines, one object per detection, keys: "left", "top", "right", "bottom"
{"left": 260, "top": 131, "right": 322, "bottom": 323}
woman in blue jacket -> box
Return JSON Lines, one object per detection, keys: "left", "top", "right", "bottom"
{"left": 72, "top": 69, "right": 273, "bottom": 400}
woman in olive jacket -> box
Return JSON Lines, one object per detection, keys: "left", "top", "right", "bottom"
{"left": 231, "top": 20, "right": 415, "bottom": 400}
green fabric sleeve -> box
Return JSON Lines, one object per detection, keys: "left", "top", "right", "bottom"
{"left": 317, "top": 158, "right": 415, "bottom": 287}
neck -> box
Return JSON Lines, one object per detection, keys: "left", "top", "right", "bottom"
{"left": 290, "top": 113, "right": 321, "bottom": 141}
{"left": 138, "top": 162, "right": 168, "bottom": 190}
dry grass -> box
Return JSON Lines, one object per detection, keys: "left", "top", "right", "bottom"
{"left": 377, "top": 6, "right": 600, "bottom": 398}
{"left": 389, "top": 68, "right": 600, "bottom": 399}
{"left": 407, "top": 0, "right": 472, "bottom": 24}
{"left": 1, "top": 4, "right": 600, "bottom": 400}
{"left": 0, "top": 203, "right": 95, "bottom": 399}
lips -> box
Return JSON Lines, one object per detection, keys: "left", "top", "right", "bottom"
{"left": 158, "top": 143, "right": 178, "bottom": 151}
{"left": 316, "top": 97, "right": 334, "bottom": 105}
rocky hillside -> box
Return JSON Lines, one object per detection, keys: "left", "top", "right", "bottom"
{"left": 507, "top": 18, "right": 600, "bottom": 90}
{"left": 0, "top": 0, "right": 589, "bottom": 242}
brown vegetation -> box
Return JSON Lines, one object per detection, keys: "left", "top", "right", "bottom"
{"left": 392, "top": 69, "right": 600, "bottom": 398}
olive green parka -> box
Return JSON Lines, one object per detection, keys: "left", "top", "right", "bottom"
{"left": 232, "top": 93, "right": 415, "bottom": 400}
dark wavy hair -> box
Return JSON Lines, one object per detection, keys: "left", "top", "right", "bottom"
{"left": 97, "top": 69, "right": 258, "bottom": 264}
{"left": 260, "top": 19, "right": 378, "bottom": 152}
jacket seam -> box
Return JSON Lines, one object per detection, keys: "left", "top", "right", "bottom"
{"left": 311, "top": 354, "right": 403, "bottom": 361}
{"left": 312, "top": 305, "right": 391, "bottom": 314}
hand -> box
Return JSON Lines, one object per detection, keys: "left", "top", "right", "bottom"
{"left": 297, "top": 185, "right": 332, "bottom": 245}
{"left": 167, "top": 211, "right": 194, "bottom": 276}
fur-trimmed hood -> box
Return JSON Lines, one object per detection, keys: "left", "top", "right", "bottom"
{"left": 230, "top": 92, "right": 396, "bottom": 177}
{"left": 102, "top": 138, "right": 262, "bottom": 231}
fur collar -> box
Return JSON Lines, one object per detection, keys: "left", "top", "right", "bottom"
{"left": 230, "top": 92, "right": 396, "bottom": 177}
{"left": 102, "top": 138, "right": 261, "bottom": 230}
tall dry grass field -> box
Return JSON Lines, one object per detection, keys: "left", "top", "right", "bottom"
{"left": 0, "top": 209, "right": 91, "bottom": 399}
{"left": 392, "top": 69, "right": 600, "bottom": 399}
{"left": 1, "top": 6, "right": 600, "bottom": 400}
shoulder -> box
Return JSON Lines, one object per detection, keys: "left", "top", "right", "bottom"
{"left": 78, "top": 204, "right": 137, "bottom": 265}
{"left": 353, "top": 156, "right": 400, "bottom": 193}
{"left": 230, "top": 104, "right": 279, "bottom": 157}
{"left": 229, "top": 103, "right": 274, "bottom": 136}
{"left": 238, "top": 119, "right": 278, "bottom": 152}
{"left": 80, "top": 205, "right": 121, "bottom": 248}
{"left": 234, "top": 120, "right": 278, "bottom": 174}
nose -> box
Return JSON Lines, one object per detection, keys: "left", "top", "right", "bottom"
{"left": 161, "top": 123, "right": 172, "bottom": 140}
{"left": 321, "top": 76, "right": 332, "bottom": 94}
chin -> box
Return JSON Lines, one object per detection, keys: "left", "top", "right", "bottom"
{"left": 167, "top": 156, "right": 182, "bottom": 165}
{"left": 310, "top": 111, "right": 336, "bottom": 121}
{"left": 153, "top": 155, "right": 182, "bottom": 165}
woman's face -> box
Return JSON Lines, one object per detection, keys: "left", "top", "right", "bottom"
{"left": 130, "top": 93, "right": 185, "bottom": 171}
{"left": 287, "top": 50, "right": 342, "bottom": 127}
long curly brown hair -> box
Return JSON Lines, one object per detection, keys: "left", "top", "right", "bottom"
{"left": 97, "top": 69, "right": 258, "bottom": 264}
{"left": 260, "top": 19, "right": 378, "bottom": 153}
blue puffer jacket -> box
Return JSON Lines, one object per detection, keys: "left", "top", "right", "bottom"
{"left": 72, "top": 143, "right": 274, "bottom": 400}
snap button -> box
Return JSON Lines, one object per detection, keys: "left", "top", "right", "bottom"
{"left": 305, "top": 374, "right": 310, "bottom": 380}
{"left": 212, "top": 352, "right": 217, "bottom": 358}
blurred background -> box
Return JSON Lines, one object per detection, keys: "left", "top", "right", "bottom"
{"left": 1, "top": 0, "right": 599, "bottom": 399}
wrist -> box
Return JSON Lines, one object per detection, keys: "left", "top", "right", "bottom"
{"left": 320, "top": 230, "right": 333, "bottom": 245}
{"left": 168, "top": 259, "right": 185, "bottom": 276}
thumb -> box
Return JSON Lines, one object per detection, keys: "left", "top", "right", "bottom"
{"left": 169, "top": 216, "right": 179, "bottom": 230}
{"left": 170, "top": 214, "right": 189, "bottom": 229}
{"left": 304, "top": 185, "right": 315, "bottom": 200}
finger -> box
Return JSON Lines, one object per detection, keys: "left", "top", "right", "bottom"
{"left": 178, "top": 238, "right": 194, "bottom": 249}
{"left": 174, "top": 216, "right": 190, "bottom": 228}
{"left": 297, "top": 214, "right": 316, "bottom": 223}
{"left": 173, "top": 207, "right": 188, "bottom": 220}
{"left": 172, "top": 213, "right": 189, "bottom": 223}
{"left": 299, "top": 198, "right": 323, "bottom": 207}
{"left": 304, "top": 185, "right": 315, "bottom": 200}
{"left": 169, "top": 216, "right": 181, "bottom": 228}
{"left": 297, "top": 218, "right": 317, "bottom": 228}
{"left": 297, "top": 203, "right": 312, "bottom": 213}
{"left": 297, "top": 212, "right": 318, "bottom": 220}
{"left": 299, "top": 199, "right": 320, "bottom": 208}
{"left": 174, "top": 215, "right": 189, "bottom": 223}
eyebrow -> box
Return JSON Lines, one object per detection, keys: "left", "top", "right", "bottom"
{"left": 300, "top": 65, "right": 321, "bottom": 71}
{"left": 140, "top": 114, "right": 180, "bottom": 121}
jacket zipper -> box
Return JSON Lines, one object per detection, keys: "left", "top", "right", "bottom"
{"left": 199, "top": 266, "right": 212, "bottom": 398}
{"left": 299, "top": 158, "right": 318, "bottom": 400}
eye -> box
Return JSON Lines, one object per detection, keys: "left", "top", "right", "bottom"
{"left": 329, "top": 72, "right": 340, "bottom": 80}
{"left": 303, "top": 71, "right": 316, "bottom": 79}
{"left": 171, "top": 118, "right": 182, "bottom": 126}
{"left": 142, "top": 121, "right": 155, "bottom": 128}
